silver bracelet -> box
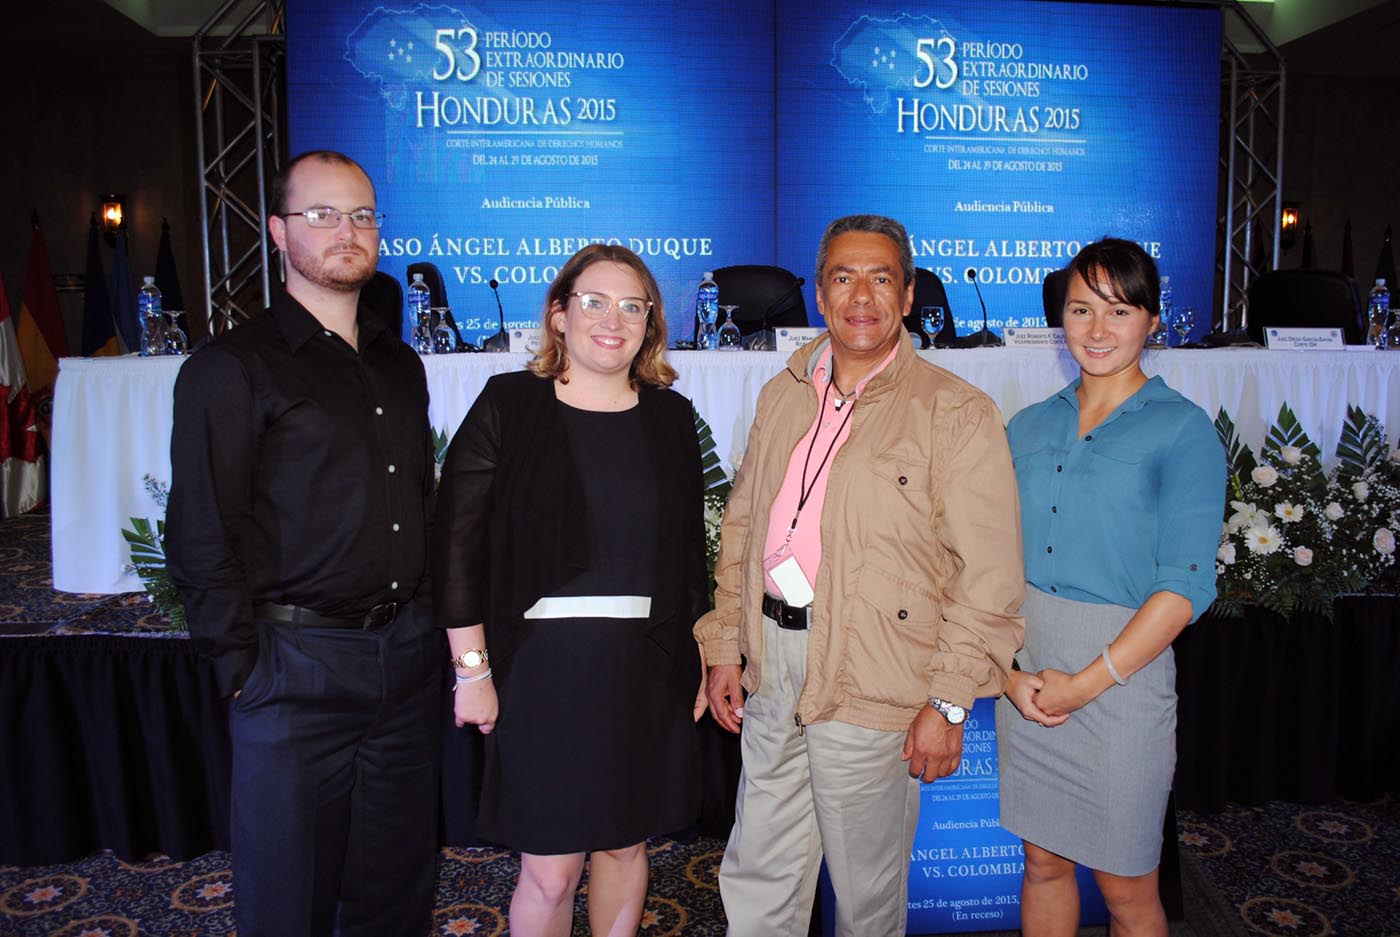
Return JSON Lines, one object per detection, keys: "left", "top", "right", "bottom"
{"left": 1101, "top": 645, "right": 1128, "bottom": 686}
{"left": 452, "top": 667, "right": 493, "bottom": 691}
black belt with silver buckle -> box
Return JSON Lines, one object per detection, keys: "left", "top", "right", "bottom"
{"left": 762, "top": 594, "right": 810, "bottom": 630}
{"left": 254, "top": 602, "right": 400, "bottom": 631}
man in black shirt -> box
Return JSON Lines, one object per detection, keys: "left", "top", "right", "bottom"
{"left": 168, "top": 150, "right": 440, "bottom": 936}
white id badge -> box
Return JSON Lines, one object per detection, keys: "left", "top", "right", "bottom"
{"left": 767, "top": 554, "right": 815, "bottom": 609}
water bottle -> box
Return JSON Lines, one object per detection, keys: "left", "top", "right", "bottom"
{"left": 695, "top": 272, "right": 719, "bottom": 350}
{"left": 1368, "top": 278, "right": 1391, "bottom": 349}
{"left": 408, "top": 273, "right": 433, "bottom": 354}
{"left": 1150, "top": 275, "right": 1172, "bottom": 348}
{"left": 717, "top": 308, "right": 743, "bottom": 350}
{"left": 138, "top": 276, "right": 164, "bottom": 357}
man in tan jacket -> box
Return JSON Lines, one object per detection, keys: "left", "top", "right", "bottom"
{"left": 696, "top": 214, "right": 1026, "bottom": 937}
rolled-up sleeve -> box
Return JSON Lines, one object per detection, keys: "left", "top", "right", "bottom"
{"left": 928, "top": 395, "right": 1027, "bottom": 706}
{"left": 1150, "top": 409, "right": 1227, "bottom": 621}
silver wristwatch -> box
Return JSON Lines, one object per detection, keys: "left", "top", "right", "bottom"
{"left": 928, "top": 697, "right": 967, "bottom": 725}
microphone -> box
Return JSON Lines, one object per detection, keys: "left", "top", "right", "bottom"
{"left": 745, "top": 276, "right": 806, "bottom": 350}
{"left": 965, "top": 267, "right": 1002, "bottom": 348}
{"left": 483, "top": 278, "right": 509, "bottom": 352}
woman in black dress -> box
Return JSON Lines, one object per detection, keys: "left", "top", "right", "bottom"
{"left": 434, "top": 245, "right": 709, "bottom": 936}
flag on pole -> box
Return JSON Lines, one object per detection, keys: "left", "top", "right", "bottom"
{"left": 15, "top": 214, "right": 68, "bottom": 439}
{"left": 0, "top": 272, "right": 46, "bottom": 516}
{"left": 110, "top": 228, "right": 139, "bottom": 354}
{"left": 154, "top": 218, "right": 187, "bottom": 339}
{"left": 81, "top": 214, "right": 120, "bottom": 356}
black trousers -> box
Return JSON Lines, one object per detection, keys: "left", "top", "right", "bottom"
{"left": 228, "top": 601, "right": 443, "bottom": 936}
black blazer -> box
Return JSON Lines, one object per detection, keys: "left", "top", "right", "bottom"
{"left": 432, "top": 370, "right": 707, "bottom": 692}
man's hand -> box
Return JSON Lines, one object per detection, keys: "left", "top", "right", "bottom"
{"left": 901, "top": 706, "right": 965, "bottom": 782}
{"left": 1005, "top": 670, "right": 1069, "bottom": 727}
{"left": 706, "top": 664, "right": 745, "bottom": 733}
{"left": 693, "top": 643, "right": 710, "bottom": 722}
{"left": 453, "top": 677, "right": 499, "bottom": 734}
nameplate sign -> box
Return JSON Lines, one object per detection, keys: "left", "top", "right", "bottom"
{"left": 1002, "top": 327, "right": 1066, "bottom": 348}
{"left": 508, "top": 328, "right": 542, "bottom": 353}
{"left": 775, "top": 327, "right": 826, "bottom": 352}
{"left": 1264, "top": 327, "right": 1344, "bottom": 351}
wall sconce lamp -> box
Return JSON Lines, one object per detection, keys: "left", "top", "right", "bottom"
{"left": 100, "top": 194, "right": 126, "bottom": 244}
{"left": 1280, "top": 202, "right": 1299, "bottom": 250}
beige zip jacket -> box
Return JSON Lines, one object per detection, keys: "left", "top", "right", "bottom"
{"left": 694, "top": 333, "right": 1026, "bottom": 732}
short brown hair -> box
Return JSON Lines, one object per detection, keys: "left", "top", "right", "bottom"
{"left": 528, "top": 244, "right": 677, "bottom": 389}
{"left": 269, "top": 150, "right": 373, "bottom": 217}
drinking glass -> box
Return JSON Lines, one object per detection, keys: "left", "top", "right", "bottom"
{"left": 717, "top": 305, "right": 743, "bottom": 350}
{"left": 431, "top": 308, "right": 457, "bottom": 354}
{"left": 920, "top": 306, "right": 945, "bottom": 348}
{"left": 413, "top": 309, "right": 433, "bottom": 354}
{"left": 162, "top": 312, "right": 188, "bottom": 355}
{"left": 1173, "top": 307, "right": 1196, "bottom": 347}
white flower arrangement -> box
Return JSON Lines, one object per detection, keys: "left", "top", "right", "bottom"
{"left": 1213, "top": 405, "right": 1400, "bottom": 619}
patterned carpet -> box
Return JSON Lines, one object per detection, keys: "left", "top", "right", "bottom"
{"left": 3, "top": 509, "right": 1399, "bottom": 935}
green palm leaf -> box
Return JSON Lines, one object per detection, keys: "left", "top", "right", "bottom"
{"left": 1335, "top": 405, "right": 1387, "bottom": 478}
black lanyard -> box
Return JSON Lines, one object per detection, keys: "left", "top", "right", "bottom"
{"left": 786, "top": 377, "right": 856, "bottom": 540}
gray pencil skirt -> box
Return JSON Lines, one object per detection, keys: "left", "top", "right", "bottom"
{"left": 996, "top": 587, "right": 1176, "bottom": 877}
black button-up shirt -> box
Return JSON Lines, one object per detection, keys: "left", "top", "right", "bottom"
{"left": 167, "top": 289, "right": 434, "bottom": 695}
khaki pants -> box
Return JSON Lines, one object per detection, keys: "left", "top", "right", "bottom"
{"left": 720, "top": 616, "right": 920, "bottom": 937}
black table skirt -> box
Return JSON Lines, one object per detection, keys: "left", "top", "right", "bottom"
{"left": 1173, "top": 595, "right": 1400, "bottom": 813}
{"left": 0, "top": 634, "right": 741, "bottom": 866}
{"left": 4, "top": 596, "right": 1396, "bottom": 865}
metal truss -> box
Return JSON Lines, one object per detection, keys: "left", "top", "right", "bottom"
{"left": 193, "top": 0, "right": 285, "bottom": 336}
{"left": 1219, "top": 1, "right": 1285, "bottom": 332}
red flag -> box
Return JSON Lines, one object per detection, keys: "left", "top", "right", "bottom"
{"left": 0, "top": 272, "right": 46, "bottom": 516}
{"left": 16, "top": 215, "right": 68, "bottom": 439}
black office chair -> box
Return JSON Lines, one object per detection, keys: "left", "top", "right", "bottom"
{"left": 361, "top": 271, "right": 404, "bottom": 338}
{"left": 711, "top": 265, "right": 808, "bottom": 337}
{"left": 1246, "top": 268, "right": 1366, "bottom": 345}
{"left": 905, "top": 268, "right": 958, "bottom": 347}
{"left": 1042, "top": 268, "right": 1071, "bottom": 327}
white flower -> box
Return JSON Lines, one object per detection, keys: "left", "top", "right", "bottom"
{"left": 1280, "top": 446, "right": 1305, "bottom": 465}
{"left": 1244, "top": 524, "right": 1283, "bottom": 555}
{"left": 1324, "top": 501, "right": 1345, "bottom": 521}
{"left": 1217, "top": 541, "right": 1237, "bottom": 565}
{"left": 1251, "top": 465, "right": 1279, "bottom": 487}
{"left": 1227, "top": 500, "right": 1267, "bottom": 533}
{"left": 1274, "top": 502, "right": 1305, "bottom": 523}
{"left": 1352, "top": 481, "right": 1370, "bottom": 502}
{"left": 1373, "top": 528, "right": 1395, "bottom": 555}
{"left": 1293, "top": 546, "right": 1314, "bottom": 567}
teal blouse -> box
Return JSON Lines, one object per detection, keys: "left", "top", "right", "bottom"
{"left": 1006, "top": 375, "right": 1226, "bottom": 621}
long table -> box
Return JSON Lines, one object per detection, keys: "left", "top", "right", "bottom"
{"left": 51, "top": 345, "right": 1400, "bottom": 594}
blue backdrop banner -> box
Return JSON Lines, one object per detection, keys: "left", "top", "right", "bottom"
{"left": 287, "top": 1, "right": 1220, "bottom": 346}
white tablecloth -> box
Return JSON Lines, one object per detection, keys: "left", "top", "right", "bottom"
{"left": 51, "top": 346, "right": 1400, "bottom": 594}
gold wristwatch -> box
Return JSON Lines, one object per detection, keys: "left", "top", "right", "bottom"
{"left": 451, "top": 648, "right": 489, "bottom": 670}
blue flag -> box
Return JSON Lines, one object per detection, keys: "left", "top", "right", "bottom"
{"left": 109, "top": 229, "right": 139, "bottom": 354}
{"left": 81, "top": 216, "right": 118, "bottom": 356}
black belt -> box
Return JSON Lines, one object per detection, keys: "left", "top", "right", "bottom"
{"left": 254, "top": 602, "right": 400, "bottom": 631}
{"left": 762, "top": 594, "right": 810, "bottom": 631}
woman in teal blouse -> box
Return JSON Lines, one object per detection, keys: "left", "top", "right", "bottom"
{"left": 997, "top": 238, "right": 1225, "bottom": 937}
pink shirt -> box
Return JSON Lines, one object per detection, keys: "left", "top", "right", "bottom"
{"left": 762, "top": 343, "right": 898, "bottom": 600}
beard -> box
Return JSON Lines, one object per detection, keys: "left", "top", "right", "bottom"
{"left": 286, "top": 237, "right": 376, "bottom": 292}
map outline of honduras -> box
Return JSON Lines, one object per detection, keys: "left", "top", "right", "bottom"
{"left": 831, "top": 13, "right": 957, "bottom": 115}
